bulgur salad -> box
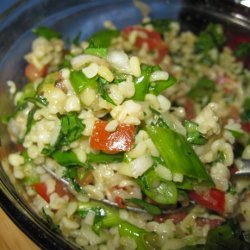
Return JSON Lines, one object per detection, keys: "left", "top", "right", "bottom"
{"left": 1, "top": 17, "right": 250, "bottom": 250}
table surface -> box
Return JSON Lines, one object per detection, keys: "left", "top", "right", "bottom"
{"left": 0, "top": 208, "right": 39, "bottom": 250}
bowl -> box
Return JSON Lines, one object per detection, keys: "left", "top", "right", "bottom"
{"left": 0, "top": 0, "right": 250, "bottom": 249}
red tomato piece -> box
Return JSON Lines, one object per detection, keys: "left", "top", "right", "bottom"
{"left": 122, "top": 26, "right": 168, "bottom": 63}
{"left": 55, "top": 180, "right": 69, "bottom": 197}
{"left": 25, "top": 64, "right": 48, "bottom": 82}
{"left": 90, "top": 120, "right": 135, "bottom": 153}
{"left": 189, "top": 188, "right": 225, "bottom": 213}
{"left": 229, "top": 164, "right": 239, "bottom": 175}
{"left": 184, "top": 98, "right": 196, "bottom": 120}
{"left": 123, "top": 26, "right": 162, "bottom": 40}
{"left": 114, "top": 196, "right": 126, "bottom": 209}
{"left": 154, "top": 211, "right": 187, "bottom": 224}
{"left": 242, "top": 122, "right": 250, "bottom": 133}
{"left": 196, "top": 217, "right": 224, "bottom": 229}
{"left": 33, "top": 182, "right": 50, "bottom": 203}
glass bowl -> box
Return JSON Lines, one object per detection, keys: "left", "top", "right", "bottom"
{"left": 0, "top": 0, "right": 249, "bottom": 249}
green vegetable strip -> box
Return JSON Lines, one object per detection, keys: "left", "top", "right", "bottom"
{"left": 126, "top": 198, "right": 161, "bottom": 215}
{"left": 70, "top": 70, "right": 96, "bottom": 93}
{"left": 133, "top": 65, "right": 155, "bottom": 101}
{"left": 138, "top": 169, "right": 178, "bottom": 205}
{"left": 84, "top": 47, "right": 108, "bottom": 58}
{"left": 87, "top": 152, "right": 124, "bottom": 163}
{"left": 51, "top": 150, "right": 84, "bottom": 167}
{"left": 77, "top": 201, "right": 158, "bottom": 250}
{"left": 149, "top": 75, "right": 176, "bottom": 95}
{"left": 32, "top": 26, "right": 61, "bottom": 40}
{"left": 146, "top": 125, "right": 213, "bottom": 184}
{"left": 97, "top": 77, "right": 116, "bottom": 105}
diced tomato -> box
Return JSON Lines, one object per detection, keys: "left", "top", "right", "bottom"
{"left": 33, "top": 182, "right": 50, "bottom": 203}
{"left": 79, "top": 172, "right": 94, "bottom": 186}
{"left": 122, "top": 26, "right": 168, "bottom": 63}
{"left": 55, "top": 180, "right": 68, "bottom": 197}
{"left": 184, "top": 98, "right": 196, "bottom": 120}
{"left": 196, "top": 217, "right": 224, "bottom": 229}
{"left": 154, "top": 211, "right": 187, "bottom": 224}
{"left": 227, "top": 35, "right": 250, "bottom": 50}
{"left": 189, "top": 188, "right": 225, "bottom": 213}
{"left": 229, "top": 164, "right": 239, "bottom": 175}
{"left": 90, "top": 120, "right": 135, "bottom": 153}
{"left": 16, "top": 144, "right": 25, "bottom": 152}
{"left": 242, "top": 122, "right": 250, "bottom": 133}
{"left": 114, "top": 196, "right": 126, "bottom": 209}
{"left": 25, "top": 63, "right": 48, "bottom": 82}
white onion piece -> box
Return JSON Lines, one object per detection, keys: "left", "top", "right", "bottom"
{"left": 130, "top": 155, "right": 153, "bottom": 178}
{"left": 150, "top": 71, "right": 169, "bottom": 82}
{"left": 107, "top": 50, "right": 130, "bottom": 73}
{"left": 71, "top": 54, "right": 108, "bottom": 70}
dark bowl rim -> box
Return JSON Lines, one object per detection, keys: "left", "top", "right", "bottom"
{"left": 0, "top": 0, "right": 249, "bottom": 249}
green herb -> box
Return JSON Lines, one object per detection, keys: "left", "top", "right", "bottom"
{"left": 195, "top": 23, "right": 225, "bottom": 53}
{"left": 16, "top": 83, "right": 36, "bottom": 105}
{"left": 22, "top": 175, "right": 40, "bottom": 185}
{"left": 138, "top": 167, "right": 178, "bottom": 204}
{"left": 87, "top": 152, "right": 124, "bottom": 163}
{"left": 126, "top": 198, "right": 161, "bottom": 215}
{"left": 88, "top": 29, "right": 120, "bottom": 48}
{"left": 63, "top": 167, "right": 84, "bottom": 193}
{"left": 77, "top": 206, "right": 106, "bottom": 233}
{"left": 51, "top": 150, "right": 86, "bottom": 167}
{"left": 234, "top": 42, "right": 250, "bottom": 58}
{"left": 41, "top": 208, "right": 61, "bottom": 233}
{"left": 42, "top": 112, "right": 85, "bottom": 155}
{"left": 23, "top": 107, "right": 36, "bottom": 138}
{"left": 184, "top": 120, "right": 207, "bottom": 145}
{"left": 21, "top": 151, "right": 32, "bottom": 163}
{"left": 25, "top": 95, "right": 48, "bottom": 107}
{"left": 213, "top": 151, "right": 225, "bottom": 164}
{"left": 70, "top": 70, "right": 96, "bottom": 93}
{"left": 113, "top": 73, "right": 128, "bottom": 84}
{"left": 84, "top": 47, "right": 108, "bottom": 58}
{"left": 32, "top": 26, "right": 61, "bottom": 40}
{"left": 143, "top": 19, "right": 172, "bottom": 33}
{"left": 149, "top": 75, "right": 176, "bottom": 95}
{"left": 146, "top": 124, "right": 213, "bottom": 185}
{"left": 241, "top": 98, "right": 250, "bottom": 122}
{"left": 205, "top": 219, "right": 250, "bottom": 250}
{"left": 187, "top": 77, "right": 215, "bottom": 106}
{"left": 133, "top": 65, "right": 158, "bottom": 101}
{"left": 97, "top": 77, "right": 116, "bottom": 105}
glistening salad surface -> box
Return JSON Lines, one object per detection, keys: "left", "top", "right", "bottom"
{"left": 1, "top": 18, "right": 250, "bottom": 249}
